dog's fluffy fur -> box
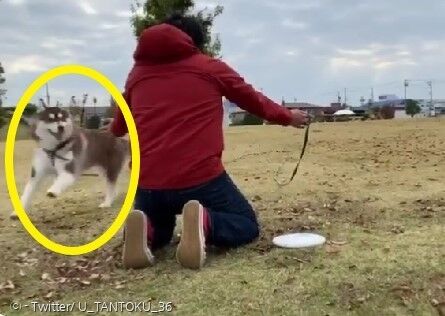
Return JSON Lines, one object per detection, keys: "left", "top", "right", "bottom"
{"left": 10, "top": 107, "right": 129, "bottom": 220}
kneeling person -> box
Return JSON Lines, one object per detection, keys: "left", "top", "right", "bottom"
{"left": 110, "top": 14, "right": 309, "bottom": 270}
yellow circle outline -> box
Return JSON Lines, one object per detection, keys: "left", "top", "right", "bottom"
{"left": 5, "top": 65, "right": 140, "bottom": 256}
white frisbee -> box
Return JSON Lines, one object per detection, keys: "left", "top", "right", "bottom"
{"left": 272, "top": 233, "right": 326, "bottom": 249}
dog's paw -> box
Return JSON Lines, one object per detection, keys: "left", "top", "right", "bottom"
{"left": 46, "top": 191, "right": 58, "bottom": 198}
{"left": 10, "top": 213, "right": 19, "bottom": 220}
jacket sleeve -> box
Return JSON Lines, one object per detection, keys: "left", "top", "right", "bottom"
{"left": 109, "top": 91, "right": 130, "bottom": 137}
{"left": 209, "top": 59, "right": 294, "bottom": 126}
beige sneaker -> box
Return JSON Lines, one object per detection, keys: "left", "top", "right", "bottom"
{"left": 176, "top": 201, "right": 206, "bottom": 270}
{"left": 122, "top": 210, "right": 155, "bottom": 269}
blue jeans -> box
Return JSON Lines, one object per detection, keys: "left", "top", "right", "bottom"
{"left": 134, "top": 171, "right": 260, "bottom": 250}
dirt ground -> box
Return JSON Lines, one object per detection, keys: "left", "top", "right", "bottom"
{"left": 0, "top": 118, "right": 444, "bottom": 315}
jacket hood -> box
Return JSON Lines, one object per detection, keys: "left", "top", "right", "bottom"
{"left": 133, "top": 24, "right": 199, "bottom": 64}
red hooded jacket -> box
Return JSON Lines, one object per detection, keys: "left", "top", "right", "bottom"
{"left": 111, "top": 24, "right": 293, "bottom": 189}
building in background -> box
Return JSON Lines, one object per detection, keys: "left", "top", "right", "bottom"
{"left": 432, "top": 100, "right": 445, "bottom": 116}
{"left": 223, "top": 95, "right": 444, "bottom": 124}
{"left": 223, "top": 99, "right": 243, "bottom": 125}
{"left": 282, "top": 101, "right": 342, "bottom": 116}
{"left": 356, "top": 94, "right": 445, "bottom": 118}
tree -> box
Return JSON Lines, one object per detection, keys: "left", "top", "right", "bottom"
{"left": 86, "top": 115, "right": 101, "bottom": 129}
{"left": 0, "top": 107, "right": 6, "bottom": 129}
{"left": 0, "top": 62, "right": 6, "bottom": 107}
{"left": 23, "top": 103, "right": 38, "bottom": 117}
{"left": 242, "top": 113, "right": 263, "bottom": 125}
{"left": 130, "top": 0, "right": 223, "bottom": 57}
{"left": 405, "top": 99, "right": 421, "bottom": 118}
{"left": 231, "top": 113, "right": 263, "bottom": 126}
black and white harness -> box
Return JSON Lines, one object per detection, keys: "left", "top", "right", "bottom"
{"left": 43, "top": 137, "right": 73, "bottom": 166}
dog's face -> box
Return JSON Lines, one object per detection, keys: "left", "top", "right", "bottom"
{"left": 34, "top": 107, "right": 74, "bottom": 141}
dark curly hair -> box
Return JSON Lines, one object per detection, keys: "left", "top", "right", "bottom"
{"left": 163, "top": 13, "right": 205, "bottom": 50}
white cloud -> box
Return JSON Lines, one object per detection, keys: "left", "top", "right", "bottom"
{"left": 396, "top": 51, "right": 411, "bottom": 56}
{"left": 115, "top": 10, "right": 132, "bottom": 18}
{"left": 6, "top": 0, "right": 25, "bottom": 5}
{"left": 308, "top": 36, "right": 321, "bottom": 45}
{"left": 281, "top": 19, "right": 308, "bottom": 30}
{"left": 262, "top": 1, "right": 321, "bottom": 11}
{"left": 374, "top": 59, "right": 417, "bottom": 70}
{"left": 330, "top": 57, "right": 364, "bottom": 70}
{"left": 40, "top": 38, "right": 86, "bottom": 50}
{"left": 285, "top": 50, "right": 299, "bottom": 57}
{"left": 100, "top": 23, "right": 122, "bottom": 30}
{"left": 79, "top": 1, "right": 97, "bottom": 15}
{"left": 336, "top": 49, "right": 374, "bottom": 56}
{"left": 59, "top": 49, "right": 76, "bottom": 58}
{"left": 225, "top": 52, "right": 248, "bottom": 65}
{"left": 194, "top": 0, "right": 218, "bottom": 11}
{"left": 422, "top": 40, "right": 445, "bottom": 52}
{"left": 233, "top": 25, "right": 264, "bottom": 39}
{"left": 331, "top": 44, "right": 417, "bottom": 72}
{"left": 374, "top": 61, "right": 394, "bottom": 70}
{"left": 1, "top": 0, "right": 444, "bottom": 106}
{"left": 245, "top": 38, "right": 263, "bottom": 46}
{"left": 6, "top": 55, "right": 56, "bottom": 74}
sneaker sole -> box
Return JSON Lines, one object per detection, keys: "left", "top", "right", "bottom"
{"left": 176, "top": 201, "right": 206, "bottom": 270}
{"left": 122, "top": 210, "right": 154, "bottom": 269}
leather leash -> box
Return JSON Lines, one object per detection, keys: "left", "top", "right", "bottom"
{"left": 274, "top": 121, "right": 311, "bottom": 186}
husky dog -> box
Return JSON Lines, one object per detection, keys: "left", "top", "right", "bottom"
{"left": 10, "top": 107, "right": 129, "bottom": 220}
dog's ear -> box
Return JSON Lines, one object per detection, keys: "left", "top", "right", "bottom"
{"left": 21, "top": 116, "right": 37, "bottom": 127}
{"left": 39, "top": 98, "right": 48, "bottom": 109}
{"left": 21, "top": 116, "right": 40, "bottom": 140}
{"left": 64, "top": 109, "right": 72, "bottom": 119}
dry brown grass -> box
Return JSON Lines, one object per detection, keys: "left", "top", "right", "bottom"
{"left": 0, "top": 118, "right": 444, "bottom": 315}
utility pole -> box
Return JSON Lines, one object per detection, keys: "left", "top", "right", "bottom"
{"left": 45, "top": 83, "right": 50, "bottom": 107}
{"left": 404, "top": 79, "right": 408, "bottom": 101}
{"left": 93, "top": 97, "right": 97, "bottom": 115}
{"left": 80, "top": 93, "right": 88, "bottom": 127}
{"left": 427, "top": 80, "right": 433, "bottom": 117}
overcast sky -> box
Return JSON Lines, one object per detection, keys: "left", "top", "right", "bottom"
{"left": 1, "top": 0, "right": 445, "bottom": 107}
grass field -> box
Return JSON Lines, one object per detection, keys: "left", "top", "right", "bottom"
{"left": 0, "top": 119, "right": 444, "bottom": 316}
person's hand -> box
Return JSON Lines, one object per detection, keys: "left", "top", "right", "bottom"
{"left": 290, "top": 109, "right": 310, "bottom": 128}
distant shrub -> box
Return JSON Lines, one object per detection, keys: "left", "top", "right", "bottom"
{"left": 380, "top": 106, "right": 395, "bottom": 119}
{"left": 0, "top": 107, "right": 8, "bottom": 129}
{"left": 370, "top": 106, "right": 395, "bottom": 120}
{"left": 86, "top": 115, "right": 101, "bottom": 129}
{"left": 242, "top": 113, "right": 263, "bottom": 125}
{"left": 23, "top": 103, "right": 38, "bottom": 117}
{"left": 0, "top": 116, "right": 5, "bottom": 130}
